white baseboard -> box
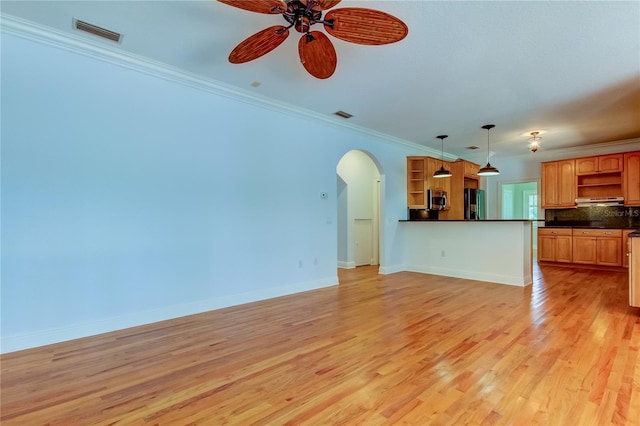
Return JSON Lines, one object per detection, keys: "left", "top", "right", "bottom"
{"left": 378, "top": 264, "right": 405, "bottom": 275}
{"left": 404, "top": 264, "right": 528, "bottom": 287}
{"left": 337, "top": 261, "right": 356, "bottom": 269}
{"left": 1, "top": 276, "right": 338, "bottom": 354}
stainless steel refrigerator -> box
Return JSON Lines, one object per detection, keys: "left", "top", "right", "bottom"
{"left": 464, "top": 188, "right": 485, "bottom": 220}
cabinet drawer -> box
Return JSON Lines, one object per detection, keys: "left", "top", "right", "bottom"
{"left": 539, "top": 228, "right": 572, "bottom": 236}
{"left": 571, "top": 229, "right": 622, "bottom": 237}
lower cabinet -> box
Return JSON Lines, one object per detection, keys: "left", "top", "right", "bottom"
{"left": 572, "top": 229, "right": 622, "bottom": 267}
{"left": 572, "top": 235, "right": 597, "bottom": 264}
{"left": 538, "top": 228, "right": 573, "bottom": 263}
{"left": 624, "top": 230, "right": 634, "bottom": 268}
{"left": 539, "top": 228, "right": 625, "bottom": 267}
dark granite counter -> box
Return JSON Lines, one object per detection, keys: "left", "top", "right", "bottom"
{"left": 544, "top": 206, "right": 640, "bottom": 229}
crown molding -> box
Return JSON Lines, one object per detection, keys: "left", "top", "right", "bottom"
{"left": 497, "top": 137, "right": 640, "bottom": 162}
{"left": 1, "top": 14, "right": 440, "bottom": 157}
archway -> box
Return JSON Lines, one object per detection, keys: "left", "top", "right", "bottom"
{"left": 336, "top": 150, "right": 383, "bottom": 269}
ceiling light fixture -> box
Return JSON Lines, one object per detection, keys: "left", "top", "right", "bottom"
{"left": 528, "top": 131, "right": 542, "bottom": 153}
{"left": 477, "top": 124, "right": 500, "bottom": 176}
{"left": 433, "top": 135, "right": 452, "bottom": 178}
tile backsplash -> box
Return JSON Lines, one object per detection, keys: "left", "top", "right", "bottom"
{"left": 545, "top": 206, "right": 640, "bottom": 228}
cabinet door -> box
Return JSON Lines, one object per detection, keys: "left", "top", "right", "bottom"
{"left": 624, "top": 230, "right": 633, "bottom": 268}
{"left": 538, "top": 235, "right": 556, "bottom": 262}
{"left": 576, "top": 157, "right": 598, "bottom": 175}
{"left": 541, "top": 162, "right": 558, "bottom": 208}
{"left": 624, "top": 151, "right": 640, "bottom": 206}
{"left": 596, "top": 237, "right": 622, "bottom": 266}
{"left": 555, "top": 236, "right": 573, "bottom": 263}
{"left": 573, "top": 237, "right": 597, "bottom": 264}
{"left": 464, "top": 161, "right": 480, "bottom": 178}
{"left": 557, "top": 160, "right": 576, "bottom": 206}
{"left": 598, "top": 154, "right": 623, "bottom": 173}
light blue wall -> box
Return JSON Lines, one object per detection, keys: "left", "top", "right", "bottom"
{"left": 1, "top": 32, "right": 422, "bottom": 352}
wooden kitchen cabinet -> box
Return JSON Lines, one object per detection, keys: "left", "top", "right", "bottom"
{"left": 538, "top": 228, "right": 572, "bottom": 263}
{"left": 407, "top": 156, "right": 451, "bottom": 210}
{"left": 597, "top": 237, "right": 622, "bottom": 266}
{"left": 464, "top": 161, "right": 480, "bottom": 180}
{"left": 575, "top": 154, "right": 623, "bottom": 175}
{"left": 541, "top": 159, "right": 575, "bottom": 208}
{"left": 407, "top": 157, "right": 427, "bottom": 208}
{"left": 623, "top": 229, "right": 634, "bottom": 268}
{"left": 572, "top": 235, "right": 597, "bottom": 264}
{"left": 572, "top": 229, "right": 622, "bottom": 267}
{"left": 624, "top": 151, "right": 640, "bottom": 206}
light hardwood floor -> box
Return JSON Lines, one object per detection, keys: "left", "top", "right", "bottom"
{"left": 1, "top": 264, "right": 639, "bottom": 425}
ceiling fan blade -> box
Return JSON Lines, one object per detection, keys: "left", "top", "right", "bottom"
{"left": 301, "top": 0, "right": 342, "bottom": 11}
{"left": 298, "top": 31, "right": 337, "bottom": 79}
{"left": 217, "top": 0, "right": 286, "bottom": 14}
{"left": 229, "top": 25, "right": 289, "bottom": 63}
{"left": 324, "top": 8, "right": 408, "bottom": 45}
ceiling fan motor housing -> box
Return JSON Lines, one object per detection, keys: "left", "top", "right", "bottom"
{"left": 284, "top": 1, "right": 322, "bottom": 33}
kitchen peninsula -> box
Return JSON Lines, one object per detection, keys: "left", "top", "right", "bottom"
{"left": 399, "top": 220, "right": 533, "bottom": 287}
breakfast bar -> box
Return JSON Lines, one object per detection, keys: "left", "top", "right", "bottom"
{"left": 399, "top": 220, "right": 534, "bottom": 287}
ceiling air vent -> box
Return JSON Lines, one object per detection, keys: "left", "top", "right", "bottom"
{"left": 334, "top": 111, "right": 353, "bottom": 119}
{"left": 466, "top": 146, "right": 479, "bottom": 150}
{"left": 73, "top": 19, "right": 122, "bottom": 43}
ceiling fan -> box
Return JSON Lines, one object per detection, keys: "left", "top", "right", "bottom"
{"left": 218, "top": 0, "right": 408, "bottom": 79}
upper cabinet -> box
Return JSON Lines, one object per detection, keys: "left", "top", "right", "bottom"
{"left": 407, "top": 157, "right": 427, "bottom": 209}
{"left": 542, "top": 152, "right": 634, "bottom": 209}
{"left": 624, "top": 151, "right": 640, "bottom": 206}
{"left": 575, "top": 153, "right": 623, "bottom": 200}
{"left": 541, "top": 159, "right": 575, "bottom": 208}
{"left": 406, "top": 157, "right": 477, "bottom": 218}
{"left": 575, "top": 154, "right": 623, "bottom": 175}
{"left": 406, "top": 156, "right": 451, "bottom": 209}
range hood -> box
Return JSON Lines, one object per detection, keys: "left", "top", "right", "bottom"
{"left": 575, "top": 197, "right": 624, "bottom": 207}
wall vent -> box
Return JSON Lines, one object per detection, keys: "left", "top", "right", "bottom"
{"left": 73, "top": 19, "right": 122, "bottom": 43}
{"left": 334, "top": 111, "right": 353, "bottom": 119}
{"left": 466, "top": 145, "right": 479, "bottom": 150}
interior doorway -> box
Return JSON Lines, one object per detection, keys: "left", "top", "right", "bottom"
{"left": 336, "top": 150, "right": 382, "bottom": 269}
{"left": 501, "top": 180, "right": 539, "bottom": 250}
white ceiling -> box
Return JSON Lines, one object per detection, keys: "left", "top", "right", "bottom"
{"left": 2, "top": 0, "right": 639, "bottom": 161}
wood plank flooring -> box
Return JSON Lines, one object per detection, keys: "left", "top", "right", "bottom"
{"left": 1, "top": 265, "right": 639, "bottom": 425}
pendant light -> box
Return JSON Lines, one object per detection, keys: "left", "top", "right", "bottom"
{"left": 433, "top": 135, "right": 452, "bottom": 178}
{"left": 477, "top": 124, "right": 500, "bottom": 176}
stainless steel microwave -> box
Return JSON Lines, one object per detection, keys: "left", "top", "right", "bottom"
{"left": 428, "top": 189, "right": 447, "bottom": 210}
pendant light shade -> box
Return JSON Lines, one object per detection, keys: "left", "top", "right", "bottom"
{"left": 433, "top": 135, "right": 452, "bottom": 178}
{"left": 477, "top": 124, "right": 500, "bottom": 176}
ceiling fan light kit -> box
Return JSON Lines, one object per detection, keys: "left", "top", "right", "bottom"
{"left": 477, "top": 124, "right": 500, "bottom": 176}
{"left": 434, "top": 135, "right": 452, "bottom": 178}
{"left": 219, "top": 0, "right": 408, "bottom": 79}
